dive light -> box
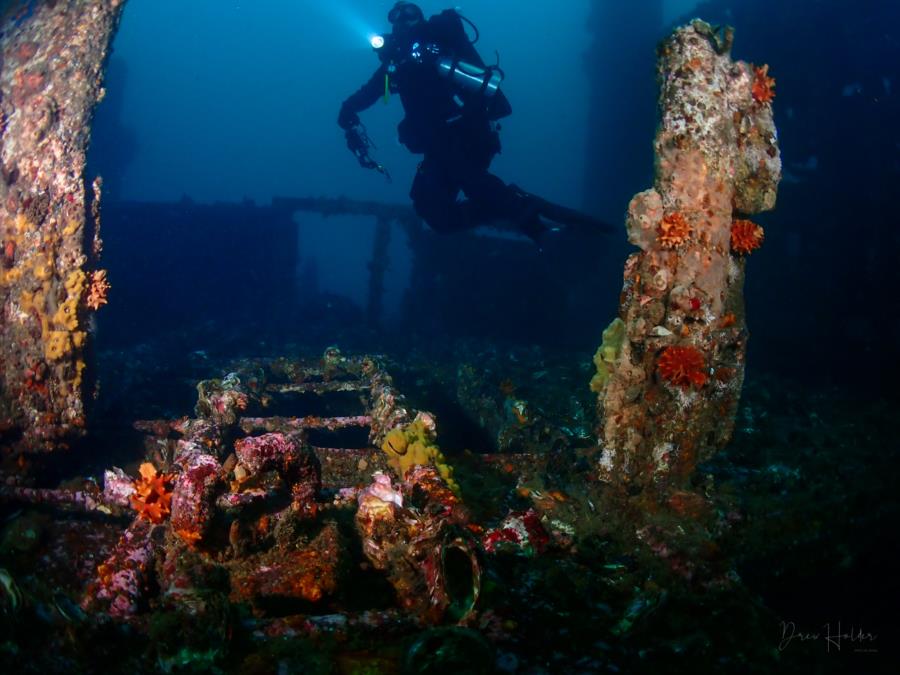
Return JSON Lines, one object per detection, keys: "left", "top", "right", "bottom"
{"left": 370, "top": 34, "right": 385, "bottom": 50}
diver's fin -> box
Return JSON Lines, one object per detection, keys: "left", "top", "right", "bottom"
{"left": 518, "top": 214, "right": 561, "bottom": 251}
{"left": 510, "top": 185, "right": 616, "bottom": 234}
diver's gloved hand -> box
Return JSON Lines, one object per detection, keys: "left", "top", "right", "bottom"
{"left": 344, "top": 125, "right": 380, "bottom": 172}
{"left": 345, "top": 126, "right": 369, "bottom": 159}
{"left": 338, "top": 107, "right": 360, "bottom": 131}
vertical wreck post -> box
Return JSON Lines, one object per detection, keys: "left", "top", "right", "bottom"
{"left": 0, "top": 0, "right": 126, "bottom": 451}
{"left": 592, "top": 21, "right": 781, "bottom": 491}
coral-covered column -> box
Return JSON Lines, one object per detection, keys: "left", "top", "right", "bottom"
{"left": 592, "top": 21, "right": 781, "bottom": 490}
{"left": 0, "top": 0, "right": 125, "bottom": 450}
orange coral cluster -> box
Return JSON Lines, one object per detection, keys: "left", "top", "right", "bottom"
{"left": 751, "top": 64, "right": 776, "bottom": 104}
{"left": 657, "top": 212, "right": 692, "bottom": 249}
{"left": 657, "top": 345, "right": 708, "bottom": 389}
{"left": 131, "top": 462, "right": 173, "bottom": 524}
{"left": 730, "top": 219, "right": 764, "bottom": 255}
{"left": 85, "top": 269, "right": 110, "bottom": 310}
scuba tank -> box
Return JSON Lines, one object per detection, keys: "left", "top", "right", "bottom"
{"left": 435, "top": 56, "right": 503, "bottom": 98}
{"left": 372, "top": 10, "right": 511, "bottom": 117}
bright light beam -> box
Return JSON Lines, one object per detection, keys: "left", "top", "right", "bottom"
{"left": 314, "top": 1, "right": 382, "bottom": 48}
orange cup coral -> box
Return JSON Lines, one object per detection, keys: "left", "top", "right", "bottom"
{"left": 751, "top": 64, "right": 776, "bottom": 104}
{"left": 86, "top": 269, "right": 110, "bottom": 310}
{"left": 131, "top": 462, "right": 173, "bottom": 524}
{"left": 657, "top": 345, "right": 708, "bottom": 389}
{"left": 658, "top": 212, "right": 692, "bottom": 249}
{"left": 730, "top": 219, "right": 765, "bottom": 255}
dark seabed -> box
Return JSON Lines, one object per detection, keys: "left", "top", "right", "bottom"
{"left": 0, "top": 1, "right": 897, "bottom": 673}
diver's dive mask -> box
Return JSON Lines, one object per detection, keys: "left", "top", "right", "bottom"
{"left": 387, "top": 2, "right": 424, "bottom": 32}
{"left": 371, "top": 2, "right": 424, "bottom": 66}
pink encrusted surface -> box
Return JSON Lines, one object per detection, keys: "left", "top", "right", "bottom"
{"left": 170, "top": 450, "right": 220, "bottom": 546}
{"left": 83, "top": 518, "right": 160, "bottom": 619}
{"left": 594, "top": 21, "right": 781, "bottom": 490}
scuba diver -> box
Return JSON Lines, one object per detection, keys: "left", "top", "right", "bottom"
{"left": 338, "top": 2, "right": 611, "bottom": 246}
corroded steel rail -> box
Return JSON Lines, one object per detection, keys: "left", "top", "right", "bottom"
{"left": 239, "top": 415, "right": 372, "bottom": 435}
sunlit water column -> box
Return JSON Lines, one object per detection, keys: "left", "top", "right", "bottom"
{"left": 591, "top": 21, "right": 781, "bottom": 492}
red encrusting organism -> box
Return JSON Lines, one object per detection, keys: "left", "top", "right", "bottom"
{"left": 730, "top": 219, "right": 765, "bottom": 255}
{"left": 751, "top": 64, "right": 776, "bottom": 104}
{"left": 657, "top": 212, "right": 692, "bottom": 249}
{"left": 657, "top": 345, "right": 708, "bottom": 389}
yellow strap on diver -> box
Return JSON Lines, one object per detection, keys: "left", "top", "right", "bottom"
{"left": 384, "top": 73, "right": 390, "bottom": 103}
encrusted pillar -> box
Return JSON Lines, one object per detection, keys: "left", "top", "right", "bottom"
{"left": 0, "top": 0, "right": 126, "bottom": 451}
{"left": 592, "top": 21, "right": 781, "bottom": 490}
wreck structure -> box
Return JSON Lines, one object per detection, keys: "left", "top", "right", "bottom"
{"left": 2, "top": 350, "right": 486, "bottom": 628}
{"left": 592, "top": 21, "right": 781, "bottom": 490}
{"left": 0, "top": 6, "right": 787, "bottom": 658}
{"left": 0, "top": 0, "right": 125, "bottom": 450}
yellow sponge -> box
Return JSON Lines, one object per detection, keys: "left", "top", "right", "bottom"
{"left": 45, "top": 331, "right": 72, "bottom": 361}
{"left": 381, "top": 419, "right": 459, "bottom": 493}
{"left": 590, "top": 317, "right": 626, "bottom": 394}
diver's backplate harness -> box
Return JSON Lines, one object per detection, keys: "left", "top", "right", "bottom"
{"left": 345, "top": 12, "right": 504, "bottom": 180}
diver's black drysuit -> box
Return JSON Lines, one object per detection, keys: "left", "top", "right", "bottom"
{"left": 338, "top": 10, "right": 538, "bottom": 236}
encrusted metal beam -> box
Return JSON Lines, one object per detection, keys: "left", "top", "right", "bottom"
{"left": 239, "top": 415, "right": 372, "bottom": 435}
{"left": 0, "top": 0, "right": 127, "bottom": 451}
